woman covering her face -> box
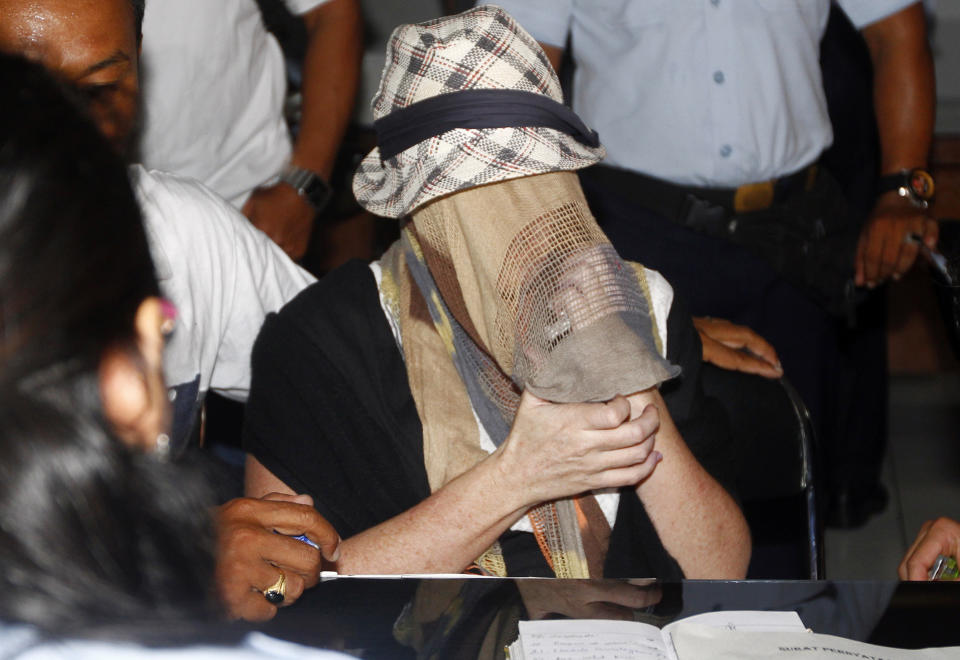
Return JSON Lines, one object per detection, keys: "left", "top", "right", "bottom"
{"left": 243, "top": 7, "right": 751, "bottom": 581}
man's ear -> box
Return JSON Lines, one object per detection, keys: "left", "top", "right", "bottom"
{"left": 99, "top": 297, "right": 166, "bottom": 450}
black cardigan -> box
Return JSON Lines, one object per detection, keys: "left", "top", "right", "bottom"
{"left": 243, "top": 259, "right": 735, "bottom": 579}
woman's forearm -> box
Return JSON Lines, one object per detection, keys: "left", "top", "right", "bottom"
{"left": 336, "top": 455, "right": 534, "bottom": 574}
{"left": 246, "top": 392, "right": 665, "bottom": 575}
{"left": 246, "top": 452, "right": 531, "bottom": 574}
{"left": 632, "top": 390, "right": 752, "bottom": 579}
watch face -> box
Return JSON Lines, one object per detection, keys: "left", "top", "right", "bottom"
{"left": 304, "top": 177, "right": 332, "bottom": 210}
{"left": 909, "top": 169, "right": 935, "bottom": 201}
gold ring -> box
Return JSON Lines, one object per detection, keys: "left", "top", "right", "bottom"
{"left": 263, "top": 570, "right": 286, "bottom": 605}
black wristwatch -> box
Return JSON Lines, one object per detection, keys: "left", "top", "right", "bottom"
{"left": 877, "top": 168, "right": 935, "bottom": 210}
{"left": 279, "top": 165, "right": 333, "bottom": 213}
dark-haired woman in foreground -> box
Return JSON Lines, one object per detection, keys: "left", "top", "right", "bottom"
{"left": 0, "top": 53, "right": 346, "bottom": 657}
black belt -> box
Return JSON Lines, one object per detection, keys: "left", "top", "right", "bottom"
{"left": 590, "top": 164, "right": 819, "bottom": 226}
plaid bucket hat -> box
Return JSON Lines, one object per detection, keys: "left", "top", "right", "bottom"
{"left": 353, "top": 5, "right": 606, "bottom": 219}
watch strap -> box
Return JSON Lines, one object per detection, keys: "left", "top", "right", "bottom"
{"left": 877, "top": 168, "right": 935, "bottom": 208}
{"left": 279, "top": 165, "right": 332, "bottom": 213}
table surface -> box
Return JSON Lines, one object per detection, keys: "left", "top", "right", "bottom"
{"left": 252, "top": 578, "right": 960, "bottom": 658}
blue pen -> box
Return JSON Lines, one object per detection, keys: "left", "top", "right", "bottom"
{"left": 291, "top": 533, "right": 320, "bottom": 550}
{"left": 273, "top": 530, "right": 320, "bottom": 550}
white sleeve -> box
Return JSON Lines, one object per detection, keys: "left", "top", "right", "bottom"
{"left": 492, "top": 0, "right": 574, "bottom": 49}
{"left": 837, "top": 0, "right": 919, "bottom": 29}
{"left": 283, "top": 0, "right": 330, "bottom": 16}
{"left": 133, "top": 166, "right": 315, "bottom": 402}
{"left": 643, "top": 267, "right": 673, "bottom": 358}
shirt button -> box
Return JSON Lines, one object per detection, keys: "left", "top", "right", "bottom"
{"left": 720, "top": 144, "right": 733, "bottom": 158}
{"left": 713, "top": 70, "right": 725, "bottom": 84}
{"left": 168, "top": 389, "right": 178, "bottom": 402}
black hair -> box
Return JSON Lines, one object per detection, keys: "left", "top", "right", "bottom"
{"left": 0, "top": 51, "right": 156, "bottom": 391}
{"left": 0, "top": 392, "right": 221, "bottom": 638}
{"left": 0, "top": 53, "right": 222, "bottom": 637}
{"left": 131, "top": 0, "right": 146, "bottom": 38}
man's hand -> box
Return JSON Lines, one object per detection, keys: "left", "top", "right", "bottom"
{"left": 242, "top": 183, "right": 316, "bottom": 260}
{"left": 859, "top": 2, "right": 935, "bottom": 288}
{"left": 855, "top": 192, "right": 937, "bottom": 288}
{"left": 899, "top": 517, "right": 960, "bottom": 581}
{"left": 215, "top": 493, "right": 340, "bottom": 621}
{"left": 693, "top": 316, "right": 783, "bottom": 379}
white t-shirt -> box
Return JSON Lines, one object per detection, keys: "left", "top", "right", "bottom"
{"left": 132, "top": 165, "right": 315, "bottom": 449}
{"left": 139, "top": 0, "right": 329, "bottom": 207}
{"left": 494, "top": 0, "right": 918, "bottom": 187}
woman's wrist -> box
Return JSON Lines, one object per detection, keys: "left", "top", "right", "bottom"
{"left": 478, "top": 445, "right": 544, "bottom": 524}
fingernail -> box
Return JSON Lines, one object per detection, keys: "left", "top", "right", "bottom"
{"left": 654, "top": 451, "right": 663, "bottom": 464}
{"left": 775, "top": 361, "right": 783, "bottom": 372}
{"left": 331, "top": 536, "right": 342, "bottom": 562}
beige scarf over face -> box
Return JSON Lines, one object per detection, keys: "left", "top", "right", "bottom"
{"left": 382, "top": 170, "right": 678, "bottom": 577}
{"left": 411, "top": 171, "right": 676, "bottom": 402}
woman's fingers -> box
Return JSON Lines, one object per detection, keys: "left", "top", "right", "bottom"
{"left": 586, "top": 404, "right": 659, "bottom": 450}
{"left": 520, "top": 390, "right": 634, "bottom": 431}
{"left": 591, "top": 454, "right": 662, "bottom": 489}
{"left": 589, "top": 395, "right": 634, "bottom": 430}
{"left": 509, "top": 391, "right": 665, "bottom": 501}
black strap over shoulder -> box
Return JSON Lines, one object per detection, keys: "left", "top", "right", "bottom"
{"left": 374, "top": 88, "right": 600, "bottom": 161}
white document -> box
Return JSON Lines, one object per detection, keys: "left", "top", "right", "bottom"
{"left": 507, "top": 610, "right": 807, "bottom": 660}
{"left": 671, "top": 625, "right": 960, "bottom": 660}
{"left": 319, "top": 572, "right": 541, "bottom": 580}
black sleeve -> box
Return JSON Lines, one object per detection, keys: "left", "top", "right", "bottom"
{"left": 242, "top": 260, "right": 431, "bottom": 539}
{"left": 659, "top": 291, "right": 737, "bottom": 498}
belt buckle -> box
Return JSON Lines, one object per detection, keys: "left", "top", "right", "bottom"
{"left": 733, "top": 180, "right": 775, "bottom": 213}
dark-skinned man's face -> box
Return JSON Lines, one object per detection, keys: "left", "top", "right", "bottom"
{"left": 0, "top": 0, "right": 140, "bottom": 155}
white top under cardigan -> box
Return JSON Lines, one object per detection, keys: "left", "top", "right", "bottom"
{"left": 369, "top": 259, "right": 675, "bottom": 533}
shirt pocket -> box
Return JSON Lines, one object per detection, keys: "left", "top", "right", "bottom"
{"left": 588, "top": 0, "right": 671, "bottom": 29}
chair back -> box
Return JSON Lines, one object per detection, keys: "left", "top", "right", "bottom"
{"left": 700, "top": 365, "right": 824, "bottom": 579}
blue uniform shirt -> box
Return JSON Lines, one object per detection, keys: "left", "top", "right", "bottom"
{"left": 493, "top": 0, "right": 918, "bottom": 187}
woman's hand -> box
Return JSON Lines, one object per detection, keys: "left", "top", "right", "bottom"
{"left": 215, "top": 493, "right": 341, "bottom": 621}
{"left": 495, "top": 391, "right": 662, "bottom": 509}
{"left": 899, "top": 517, "right": 960, "bottom": 581}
